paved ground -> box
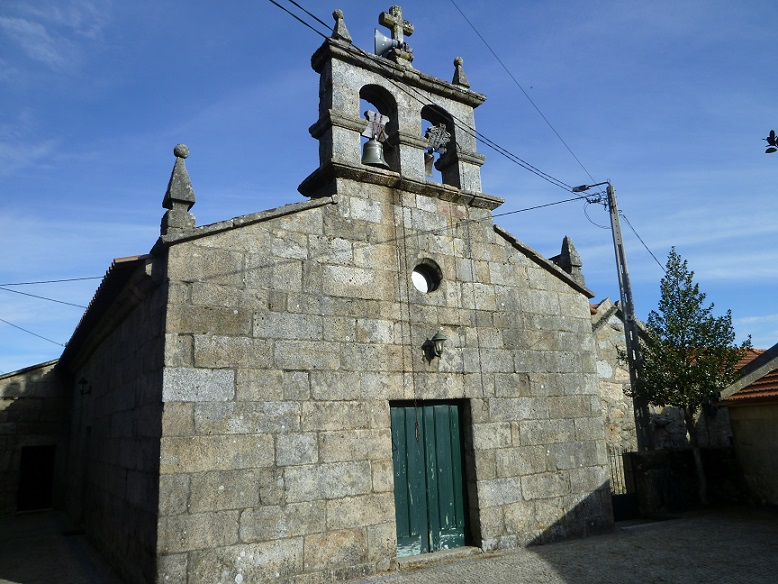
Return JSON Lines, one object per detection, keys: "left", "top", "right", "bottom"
{"left": 0, "top": 511, "right": 120, "bottom": 584}
{"left": 0, "top": 506, "right": 776, "bottom": 583}
{"left": 351, "top": 506, "right": 778, "bottom": 584}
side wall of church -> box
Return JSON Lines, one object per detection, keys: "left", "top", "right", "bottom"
{"left": 65, "top": 282, "right": 167, "bottom": 584}
{"left": 156, "top": 183, "right": 612, "bottom": 583}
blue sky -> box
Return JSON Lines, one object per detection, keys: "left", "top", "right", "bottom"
{"left": 1, "top": 0, "right": 777, "bottom": 373}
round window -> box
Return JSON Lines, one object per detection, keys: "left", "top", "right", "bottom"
{"left": 412, "top": 262, "right": 442, "bottom": 294}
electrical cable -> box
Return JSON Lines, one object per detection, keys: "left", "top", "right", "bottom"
{"left": 491, "top": 194, "right": 593, "bottom": 220}
{"left": 267, "top": 0, "right": 330, "bottom": 38}
{"left": 0, "top": 276, "right": 102, "bottom": 286}
{"left": 583, "top": 201, "right": 610, "bottom": 230}
{"left": 0, "top": 317, "right": 65, "bottom": 347}
{"left": 449, "top": 0, "right": 597, "bottom": 186}
{"left": 0, "top": 286, "right": 88, "bottom": 309}
{"left": 283, "top": 0, "right": 330, "bottom": 30}
{"left": 620, "top": 213, "right": 665, "bottom": 272}
{"left": 268, "top": 0, "right": 574, "bottom": 192}
{"left": 448, "top": 1, "right": 668, "bottom": 280}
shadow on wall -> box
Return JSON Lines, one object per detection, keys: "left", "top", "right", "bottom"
{"left": 0, "top": 363, "right": 71, "bottom": 516}
{"left": 624, "top": 448, "right": 749, "bottom": 515}
{"left": 528, "top": 483, "right": 614, "bottom": 547}
{"left": 66, "top": 368, "right": 164, "bottom": 584}
{"left": 650, "top": 405, "right": 734, "bottom": 450}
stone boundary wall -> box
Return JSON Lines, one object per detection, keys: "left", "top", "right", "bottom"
{"left": 592, "top": 300, "right": 734, "bottom": 454}
{"left": 729, "top": 404, "right": 778, "bottom": 505}
{"left": 0, "top": 361, "right": 68, "bottom": 515}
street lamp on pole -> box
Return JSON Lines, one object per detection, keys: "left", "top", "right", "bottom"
{"left": 572, "top": 181, "right": 653, "bottom": 452}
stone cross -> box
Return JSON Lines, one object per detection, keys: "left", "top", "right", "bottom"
{"left": 379, "top": 5, "right": 414, "bottom": 44}
{"left": 362, "top": 110, "right": 389, "bottom": 142}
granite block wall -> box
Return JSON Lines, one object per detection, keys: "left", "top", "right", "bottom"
{"left": 156, "top": 184, "right": 612, "bottom": 583}
{"left": 0, "top": 361, "right": 68, "bottom": 515}
{"left": 65, "top": 274, "right": 166, "bottom": 584}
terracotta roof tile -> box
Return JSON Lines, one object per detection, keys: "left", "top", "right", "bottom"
{"left": 723, "top": 349, "right": 778, "bottom": 405}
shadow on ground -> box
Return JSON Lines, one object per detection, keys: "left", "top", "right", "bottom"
{"left": 0, "top": 511, "right": 121, "bottom": 584}
{"left": 350, "top": 505, "right": 778, "bottom": 584}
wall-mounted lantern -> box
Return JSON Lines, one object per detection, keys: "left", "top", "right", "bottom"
{"left": 423, "top": 331, "right": 447, "bottom": 362}
{"left": 78, "top": 378, "right": 91, "bottom": 396}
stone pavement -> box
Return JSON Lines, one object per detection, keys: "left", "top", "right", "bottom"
{"left": 0, "top": 511, "right": 120, "bottom": 584}
{"left": 0, "top": 506, "right": 776, "bottom": 583}
{"left": 352, "top": 506, "right": 778, "bottom": 584}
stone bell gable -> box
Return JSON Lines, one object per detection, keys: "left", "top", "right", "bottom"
{"left": 48, "top": 6, "right": 613, "bottom": 584}
{"left": 299, "top": 8, "right": 486, "bottom": 199}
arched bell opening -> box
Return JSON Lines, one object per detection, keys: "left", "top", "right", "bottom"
{"left": 359, "top": 85, "right": 399, "bottom": 171}
{"left": 421, "top": 104, "right": 458, "bottom": 187}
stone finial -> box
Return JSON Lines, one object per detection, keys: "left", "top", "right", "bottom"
{"left": 452, "top": 56, "right": 470, "bottom": 88}
{"left": 378, "top": 5, "right": 414, "bottom": 65}
{"left": 556, "top": 236, "right": 585, "bottom": 287}
{"left": 331, "top": 9, "right": 352, "bottom": 43}
{"left": 161, "top": 144, "right": 196, "bottom": 235}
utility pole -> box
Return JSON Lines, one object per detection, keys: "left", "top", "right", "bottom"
{"left": 573, "top": 182, "right": 653, "bottom": 451}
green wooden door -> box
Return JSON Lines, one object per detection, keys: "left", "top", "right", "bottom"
{"left": 391, "top": 402, "right": 466, "bottom": 557}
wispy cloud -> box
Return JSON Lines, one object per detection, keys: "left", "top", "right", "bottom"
{"left": 735, "top": 314, "right": 778, "bottom": 349}
{"left": 0, "top": 16, "right": 73, "bottom": 70}
{"left": 21, "top": 1, "right": 107, "bottom": 40}
{"left": 0, "top": 135, "right": 58, "bottom": 177}
{"left": 0, "top": 0, "right": 109, "bottom": 73}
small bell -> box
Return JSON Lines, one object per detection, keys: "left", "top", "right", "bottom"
{"left": 361, "top": 138, "right": 390, "bottom": 169}
{"left": 424, "top": 152, "right": 434, "bottom": 177}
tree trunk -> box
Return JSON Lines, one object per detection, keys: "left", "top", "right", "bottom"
{"left": 685, "top": 408, "right": 708, "bottom": 506}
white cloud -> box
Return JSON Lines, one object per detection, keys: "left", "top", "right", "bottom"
{"left": 734, "top": 314, "right": 778, "bottom": 349}
{"left": 0, "top": 135, "right": 58, "bottom": 177}
{"left": 0, "top": 16, "right": 73, "bottom": 70}
{"left": 0, "top": 0, "right": 110, "bottom": 74}
{"left": 21, "top": 1, "right": 107, "bottom": 40}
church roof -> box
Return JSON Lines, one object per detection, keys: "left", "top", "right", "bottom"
{"left": 59, "top": 255, "right": 152, "bottom": 370}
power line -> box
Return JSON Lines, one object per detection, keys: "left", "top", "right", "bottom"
{"left": 583, "top": 201, "right": 610, "bottom": 230}
{"left": 268, "top": 0, "right": 573, "bottom": 192}
{"left": 0, "top": 286, "right": 88, "bottom": 309}
{"left": 0, "top": 317, "right": 65, "bottom": 347}
{"left": 492, "top": 194, "right": 592, "bottom": 220}
{"left": 447, "top": 3, "right": 666, "bottom": 276}
{"left": 267, "top": 0, "right": 329, "bottom": 38}
{"left": 282, "top": 0, "right": 330, "bottom": 30}
{"left": 0, "top": 276, "right": 102, "bottom": 286}
{"left": 620, "top": 213, "right": 665, "bottom": 272}
{"left": 449, "top": 0, "right": 597, "bottom": 185}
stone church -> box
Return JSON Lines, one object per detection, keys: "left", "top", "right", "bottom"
{"left": 0, "top": 7, "right": 613, "bottom": 583}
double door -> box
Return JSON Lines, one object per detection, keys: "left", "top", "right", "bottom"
{"left": 390, "top": 402, "right": 467, "bottom": 557}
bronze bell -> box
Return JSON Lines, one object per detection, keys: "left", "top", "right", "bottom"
{"left": 361, "top": 138, "right": 390, "bottom": 169}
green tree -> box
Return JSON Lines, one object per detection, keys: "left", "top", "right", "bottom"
{"left": 629, "top": 248, "right": 750, "bottom": 504}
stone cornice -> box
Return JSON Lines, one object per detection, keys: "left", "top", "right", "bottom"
{"left": 311, "top": 38, "right": 487, "bottom": 109}
{"left": 153, "top": 197, "right": 339, "bottom": 250}
{"left": 309, "top": 110, "right": 367, "bottom": 140}
{"left": 298, "top": 160, "right": 503, "bottom": 210}
{"left": 494, "top": 225, "right": 595, "bottom": 299}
